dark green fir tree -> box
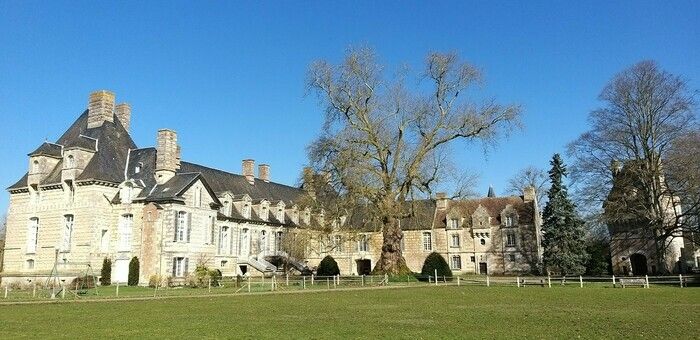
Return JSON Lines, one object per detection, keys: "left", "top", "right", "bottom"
{"left": 541, "top": 154, "right": 588, "bottom": 275}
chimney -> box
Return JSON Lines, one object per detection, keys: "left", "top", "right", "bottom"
{"left": 115, "top": 103, "right": 131, "bottom": 132}
{"left": 87, "top": 90, "right": 115, "bottom": 129}
{"left": 242, "top": 159, "right": 255, "bottom": 184}
{"left": 155, "top": 129, "right": 179, "bottom": 184}
{"left": 258, "top": 164, "right": 270, "bottom": 182}
{"left": 523, "top": 186, "right": 536, "bottom": 203}
{"left": 436, "top": 192, "right": 448, "bottom": 210}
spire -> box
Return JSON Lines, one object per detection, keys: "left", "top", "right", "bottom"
{"left": 487, "top": 185, "right": 496, "bottom": 198}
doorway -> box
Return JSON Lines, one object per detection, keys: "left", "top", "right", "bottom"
{"left": 479, "top": 262, "right": 488, "bottom": 275}
{"left": 356, "top": 259, "right": 371, "bottom": 275}
{"left": 630, "top": 253, "right": 648, "bottom": 275}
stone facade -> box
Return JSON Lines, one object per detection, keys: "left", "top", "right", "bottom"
{"left": 1, "top": 91, "right": 542, "bottom": 286}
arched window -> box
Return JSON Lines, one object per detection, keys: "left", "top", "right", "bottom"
{"left": 239, "top": 228, "right": 250, "bottom": 255}
{"left": 194, "top": 187, "right": 202, "bottom": 208}
{"left": 219, "top": 226, "right": 230, "bottom": 255}
{"left": 66, "top": 155, "right": 75, "bottom": 168}
{"left": 480, "top": 238, "right": 486, "bottom": 245}
{"left": 32, "top": 160, "right": 40, "bottom": 173}
{"left": 243, "top": 204, "right": 251, "bottom": 219}
{"left": 260, "top": 230, "right": 267, "bottom": 253}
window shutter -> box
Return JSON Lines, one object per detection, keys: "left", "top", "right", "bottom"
{"left": 172, "top": 258, "right": 177, "bottom": 276}
{"left": 184, "top": 258, "right": 189, "bottom": 276}
{"left": 173, "top": 212, "right": 178, "bottom": 242}
{"left": 187, "top": 213, "right": 192, "bottom": 243}
{"left": 210, "top": 216, "right": 216, "bottom": 245}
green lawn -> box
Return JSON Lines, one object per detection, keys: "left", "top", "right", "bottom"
{"left": 1, "top": 285, "right": 697, "bottom": 339}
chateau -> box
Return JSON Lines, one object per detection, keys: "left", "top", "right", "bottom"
{"left": 1, "top": 91, "right": 541, "bottom": 285}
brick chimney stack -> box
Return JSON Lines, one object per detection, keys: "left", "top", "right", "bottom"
{"left": 242, "top": 159, "right": 255, "bottom": 184}
{"left": 155, "top": 129, "right": 179, "bottom": 184}
{"left": 115, "top": 103, "right": 131, "bottom": 132}
{"left": 258, "top": 164, "right": 270, "bottom": 182}
{"left": 87, "top": 90, "right": 115, "bottom": 129}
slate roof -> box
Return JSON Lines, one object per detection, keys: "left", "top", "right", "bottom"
{"left": 8, "top": 110, "right": 137, "bottom": 189}
{"left": 435, "top": 196, "right": 535, "bottom": 228}
{"left": 28, "top": 142, "right": 63, "bottom": 157}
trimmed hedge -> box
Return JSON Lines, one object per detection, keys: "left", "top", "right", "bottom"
{"left": 316, "top": 255, "right": 340, "bottom": 276}
{"left": 100, "top": 258, "right": 112, "bottom": 286}
{"left": 421, "top": 252, "right": 452, "bottom": 278}
{"left": 128, "top": 256, "right": 140, "bottom": 286}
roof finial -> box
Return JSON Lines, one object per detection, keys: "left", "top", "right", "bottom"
{"left": 487, "top": 185, "right": 495, "bottom": 198}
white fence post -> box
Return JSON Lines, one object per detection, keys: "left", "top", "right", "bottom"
{"left": 361, "top": 275, "right": 365, "bottom": 287}
{"left": 457, "top": 276, "right": 460, "bottom": 286}
{"left": 286, "top": 274, "right": 289, "bottom": 286}
{"left": 434, "top": 269, "right": 438, "bottom": 286}
{"left": 579, "top": 275, "right": 583, "bottom": 288}
{"left": 33, "top": 283, "right": 36, "bottom": 298}
{"left": 612, "top": 275, "right": 616, "bottom": 288}
{"left": 679, "top": 274, "right": 683, "bottom": 288}
{"left": 3, "top": 286, "right": 7, "bottom": 299}
{"left": 311, "top": 274, "right": 314, "bottom": 286}
{"left": 517, "top": 276, "right": 520, "bottom": 288}
{"left": 116, "top": 282, "right": 119, "bottom": 297}
{"left": 486, "top": 275, "right": 490, "bottom": 287}
{"left": 645, "top": 275, "right": 649, "bottom": 289}
{"left": 303, "top": 276, "right": 306, "bottom": 290}
{"left": 248, "top": 276, "right": 251, "bottom": 293}
{"left": 547, "top": 274, "right": 551, "bottom": 288}
{"left": 208, "top": 278, "right": 212, "bottom": 293}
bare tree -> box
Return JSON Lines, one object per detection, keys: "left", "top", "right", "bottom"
{"left": 568, "top": 60, "right": 697, "bottom": 272}
{"left": 506, "top": 166, "right": 548, "bottom": 203}
{"left": 306, "top": 48, "right": 521, "bottom": 274}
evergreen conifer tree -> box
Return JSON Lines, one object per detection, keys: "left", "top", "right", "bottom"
{"left": 541, "top": 154, "right": 588, "bottom": 275}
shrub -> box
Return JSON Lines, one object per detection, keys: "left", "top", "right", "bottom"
{"left": 421, "top": 252, "right": 452, "bottom": 278}
{"left": 100, "top": 258, "right": 112, "bottom": 286}
{"left": 209, "top": 269, "right": 222, "bottom": 286}
{"left": 316, "top": 255, "right": 340, "bottom": 276}
{"left": 148, "top": 274, "right": 172, "bottom": 288}
{"left": 128, "top": 257, "right": 140, "bottom": 286}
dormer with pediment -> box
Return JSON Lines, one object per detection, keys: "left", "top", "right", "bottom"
{"left": 302, "top": 207, "right": 311, "bottom": 225}
{"left": 27, "top": 142, "right": 63, "bottom": 187}
{"left": 446, "top": 208, "right": 463, "bottom": 229}
{"left": 61, "top": 135, "right": 98, "bottom": 182}
{"left": 253, "top": 199, "right": 270, "bottom": 221}
{"left": 218, "top": 192, "right": 234, "bottom": 216}
{"left": 273, "top": 200, "right": 286, "bottom": 222}
{"left": 500, "top": 204, "right": 519, "bottom": 227}
{"left": 287, "top": 204, "right": 299, "bottom": 224}
{"left": 471, "top": 205, "right": 491, "bottom": 231}
{"left": 118, "top": 179, "right": 143, "bottom": 205}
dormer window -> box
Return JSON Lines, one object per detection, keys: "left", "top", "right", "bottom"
{"left": 448, "top": 218, "right": 459, "bottom": 229}
{"left": 134, "top": 162, "right": 142, "bottom": 174}
{"left": 277, "top": 208, "right": 284, "bottom": 222}
{"left": 505, "top": 216, "right": 513, "bottom": 227}
{"left": 66, "top": 155, "right": 75, "bottom": 168}
{"left": 243, "top": 204, "right": 251, "bottom": 219}
{"left": 222, "top": 201, "right": 231, "bottom": 216}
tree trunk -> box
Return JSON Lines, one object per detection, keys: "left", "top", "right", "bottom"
{"left": 372, "top": 216, "right": 411, "bottom": 275}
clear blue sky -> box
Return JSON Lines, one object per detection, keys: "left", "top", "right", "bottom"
{"left": 1, "top": 1, "right": 698, "bottom": 212}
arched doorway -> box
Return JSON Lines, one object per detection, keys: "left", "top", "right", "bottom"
{"left": 630, "top": 253, "right": 648, "bottom": 275}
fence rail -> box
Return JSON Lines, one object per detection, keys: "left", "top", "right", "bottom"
{"left": 0, "top": 273, "right": 696, "bottom": 302}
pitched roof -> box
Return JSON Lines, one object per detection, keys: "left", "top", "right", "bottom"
{"left": 28, "top": 142, "right": 63, "bottom": 157}
{"left": 8, "top": 110, "right": 137, "bottom": 190}
{"left": 435, "top": 196, "right": 535, "bottom": 228}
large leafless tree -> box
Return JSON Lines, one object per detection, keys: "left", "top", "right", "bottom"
{"left": 506, "top": 166, "right": 548, "bottom": 204}
{"left": 568, "top": 60, "right": 697, "bottom": 272}
{"left": 306, "top": 48, "right": 521, "bottom": 274}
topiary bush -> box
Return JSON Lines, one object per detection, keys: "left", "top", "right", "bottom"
{"left": 128, "top": 256, "right": 140, "bottom": 286}
{"left": 421, "top": 252, "right": 452, "bottom": 279}
{"left": 100, "top": 258, "right": 112, "bottom": 286}
{"left": 316, "top": 255, "right": 340, "bottom": 276}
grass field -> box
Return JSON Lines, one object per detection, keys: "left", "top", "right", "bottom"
{"left": 1, "top": 285, "right": 697, "bottom": 339}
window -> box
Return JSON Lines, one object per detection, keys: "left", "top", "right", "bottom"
{"left": 275, "top": 231, "right": 283, "bottom": 252}
{"left": 26, "top": 259, "right": 35, "bottom": 270}
{"left": 506, "top": 232, "right": 516, "bottom": 247}
{"left": 357, "top": 234, "right": 369, "bottom": 252}
{"left": 260, "top": 230, "right": 268, "bottom": 253}
{"left": 173, "top": 257, "right": 188, "bottom": 277}
{"left": 134, "top": 163, "right": 142, "bottom": 174}
{"left": 32, "top": 160, "right": 39, "bottom": 173}
{"left": 194, "top": 187, "right": 202, "bottom": 208}
{"left": 30, "top": 185, "right": 40, "bottom": 205}
{"left": 480, "top": 238, "right": 486, "bottom": 245}
{"left": 219, "top": 226, "right": 230, "bottom": 254}
{"left": 422, "top": 232, "right": 432, "bottom": 251}
{"left": 118, "top": 214, "right": 133, "bottom": 251}
{"left": 448, "top": 218, "right": 459, "bottom": 229}
{"left": 470, "top": 256, "right": 476, "bottom": 263}
{"left": 61, "top": 215, "right": 74, "bottom": 252}
{"left": 175, "top": 211, "right": 188, "bottom": 242}
{"left": 509, "top": 254, "right": 516, "bottom": 262}
{"left": 243, "top": 204, "right": 251, "bottom": 218}
{"left": 207, "top": 216, "right": 216, "bottom": 245}
{"left": 26, "top": 218, "right": 39, "bottom": 253}
{"left": 333, "top": 235, "right": 343, "bottom": 252}
{"left": 451, "top": 234, "right": 460, "bottom": 247}
{"left": 222, "top": 201, "right": 231, "bottom": 216}
{"left": 239, "top": 228, "right": 250, "bottom": 255}
{"left": 220, "top": 260, "right": 228, "bottom": 267}
{"left": 100, "top": 229, "right": 109, "bottom": 252}
{"left": 65, "top": 180, "right": 75, "bottom": 203}
{"left": 277, "top": 208, "right": 284, "bottom": 222}
{"left": 451, "top": 256, "right": 462, "bottom": 270}
{"left": 505, "top": 216, "right": 514, "bottom": 227}
{"left": 66, "top": 155, "right": 75, "bottom": 168}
